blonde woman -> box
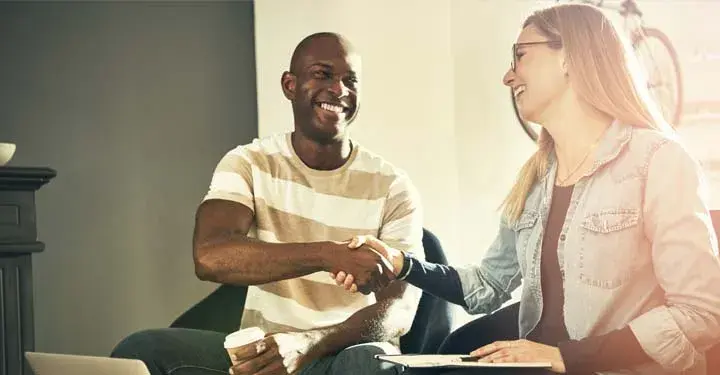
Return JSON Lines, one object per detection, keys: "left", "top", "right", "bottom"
{"left": 331, "top": 3, "right": 720, "bottom": 375}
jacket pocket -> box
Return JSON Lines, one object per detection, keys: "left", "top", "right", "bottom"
{"left": 578, "top": 208, "right": 641, "bottom": 289}
{"left": 514, "top": 210, "right": 539, "bottom": 276}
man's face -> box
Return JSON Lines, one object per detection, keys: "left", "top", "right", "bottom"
{"left": 283, "top": 37, "right": 361, "bottom": 143}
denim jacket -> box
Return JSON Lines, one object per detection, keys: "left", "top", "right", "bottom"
{"left": 456, "top": 121, "right": 720, "bottom": 374}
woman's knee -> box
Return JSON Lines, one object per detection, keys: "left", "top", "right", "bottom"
{"left": 329, "top": 342, "right": 401, "bottom": 374}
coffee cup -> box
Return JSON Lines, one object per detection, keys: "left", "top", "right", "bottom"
{"left": 224, "top": 327, "right": 266, "bottom": 364}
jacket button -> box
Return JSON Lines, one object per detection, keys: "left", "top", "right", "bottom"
{"left": 560, "top": 234, "right": 566, "bottom": 241}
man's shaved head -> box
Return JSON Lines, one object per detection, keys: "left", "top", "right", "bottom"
{"left": 289, "top": 32, "right": 355, "bottom": 73}
{"left": 281, "top": 32, "right": 361, "bottom": 144}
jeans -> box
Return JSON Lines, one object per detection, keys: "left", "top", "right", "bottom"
{"left": 111, "top": 328, "right": 401, "bottom": 375}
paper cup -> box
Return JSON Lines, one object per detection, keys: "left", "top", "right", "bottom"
{"left": 224, "top": 327, "right": 265, "bottom": 364}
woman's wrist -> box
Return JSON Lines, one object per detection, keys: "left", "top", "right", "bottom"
{"left": 395, "top": 250, "right": 413, "bottom": 280}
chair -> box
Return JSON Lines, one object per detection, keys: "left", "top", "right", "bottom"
{"left": 399, "top": 228, "right": 453, "bottom": 354}
{"left": 170, "top": 228, "right": 453, "bottom": 354}
{"left": 706, "top": 210, "right": 719, "bottom": 373}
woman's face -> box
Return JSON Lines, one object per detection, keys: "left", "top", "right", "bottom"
{"left": 503, "top": 25, "right": 568, "bottom": 125}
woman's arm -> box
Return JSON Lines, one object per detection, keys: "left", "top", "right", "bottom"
{"left": 628, "top": 139, "right": 720, "bottom": 372}
{"left": 401, "top": 254, "right": 467, "bottom": 306}
{"left": 452, "top": 221, "right": 523, "bottom": 315}
{"left": 334, "top": 219, "right": 523, "bottom": 314}
{"left": 349, "top": 220, "right": 523, "bottom": 315}
{"left": 557, "top": 326, "right": 651, "bottom": 373}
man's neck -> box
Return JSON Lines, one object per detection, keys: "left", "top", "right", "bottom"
{"left": 291, "top": 131, "right": 353, "bottom": 171}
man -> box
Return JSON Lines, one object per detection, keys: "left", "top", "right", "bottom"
{"left": 111, "top": 32, "right": 424, "bottom": 375}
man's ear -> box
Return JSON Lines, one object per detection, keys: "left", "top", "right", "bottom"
{"left": 560, "top": 55, "right": 569, "bottom": 77}
{"left": 281, "top": 71, "right": 296, "bottom": 100}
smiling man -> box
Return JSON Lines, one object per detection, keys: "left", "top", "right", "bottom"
{"left": 110, "top": 32, "right": 424, "bottom": 375}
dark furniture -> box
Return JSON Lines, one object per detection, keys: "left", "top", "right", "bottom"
{"left": 0, "top": 167, "right": 55, "bottom": 375}
{"left": 171, "top": 228, "right": 453, "bottom": 355}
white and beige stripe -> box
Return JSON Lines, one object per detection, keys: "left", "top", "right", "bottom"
{"left": 203, "top": 132, "right": 423, "bottom": 333}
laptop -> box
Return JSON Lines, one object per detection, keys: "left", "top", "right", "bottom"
{"left": 25, "top": 352, "right": 150, "bottom": 375}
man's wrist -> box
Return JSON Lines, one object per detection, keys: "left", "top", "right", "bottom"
{"left": 316, "top": 241, "right": 343, "bottom": 272}
{"left": 305, "top": 326, "right": 345, "bottom": 359}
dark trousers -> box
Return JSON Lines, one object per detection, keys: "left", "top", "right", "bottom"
{"left": 110, "top": 328, "right": 400, "bottom": 375}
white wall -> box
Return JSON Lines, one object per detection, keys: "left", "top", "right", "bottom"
{"left": 254, "top": 1, "right": 463, "bottom": 262}
{"left": 450, "top": 1, "right": 547, "bottom": 263}
{"left": 254, "top": 0, "right": 720, "bottom": 326}
{"left": 254, "top": 0, "right": 548, "bottom": 325}
{"left": 253, "top": 0, "right": 551, "bottom": 262}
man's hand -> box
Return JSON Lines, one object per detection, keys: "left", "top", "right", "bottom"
{"left": 469, "top": 339, "right": 566, "bottom": 373}
{"left": 228, "top": 331, "right": 320, "bottom": 375}
{"left": 326, "top": 239, "right": 395, "bottom": 295}
{"left": 330, "top": 236, "right": 405, "bottom": 293}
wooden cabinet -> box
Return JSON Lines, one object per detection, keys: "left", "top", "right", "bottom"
{"left": 0, "top": 167, "right": 55, "bottom": 375}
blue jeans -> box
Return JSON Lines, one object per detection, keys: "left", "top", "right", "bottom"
{"left": 111, "top": 328, "right": 401, "bottom": 375}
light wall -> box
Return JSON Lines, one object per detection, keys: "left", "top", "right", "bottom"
{"left": 253, "top": 0, "right": 548, "bottom": 265}
{"left": 254, "top": 0, "right": 720, "bottom": 325}
{"left": 255, "top": 0, "right": 464, "bottom": 257}
{"left": 253, "top": 0, "right": 549, "bottom": 323}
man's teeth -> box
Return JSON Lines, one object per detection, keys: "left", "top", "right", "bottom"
{"left": 514, "top": 86, "right": 526, "bottom": 98}
{"left": 320, "top": 103, "right": 344, "bottom": 113}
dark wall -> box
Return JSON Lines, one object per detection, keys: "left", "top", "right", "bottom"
{"left": 0, "top": 1, "right": 257, "bottom": 355}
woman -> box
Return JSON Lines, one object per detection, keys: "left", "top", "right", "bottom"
{"left": 332, "top": 3, "right": 720, "bottom": 375}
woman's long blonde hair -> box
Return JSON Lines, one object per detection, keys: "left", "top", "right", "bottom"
{"left": 501, "top": 3, "right": 672, "bottom": 223}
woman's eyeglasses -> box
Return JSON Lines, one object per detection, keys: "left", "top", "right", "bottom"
{"left": 511, "top": 40, "right": 563, "bottom": 72}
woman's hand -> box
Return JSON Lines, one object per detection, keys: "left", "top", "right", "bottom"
{"left": 470, "top": 339, "right": 566, "bottom": 373}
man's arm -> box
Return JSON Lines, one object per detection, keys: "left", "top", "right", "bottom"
{"left": 313, "top": 174, "right": 425, "bottom": 354}
{"left": 194, "top": 199, "right": 327, "bottom": 284}
{"left": 193, "top": 199, "right": 393, "bottom": 288}
{"left": 194, "top": 142, "right": 393, "bottom": 288}
{"left": 304, "top": 281, "right": 417, "bottom": 357}
{"left": 229, "top": 282, "right": 415, "bottom": 375}
{"left": 229, "top": 174, "right": 424, "bottom": 374}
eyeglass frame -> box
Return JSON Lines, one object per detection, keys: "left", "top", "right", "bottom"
{"left": 511, "top": 40, "right": 563, "bottom": 72}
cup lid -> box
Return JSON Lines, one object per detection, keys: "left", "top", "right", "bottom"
{"left": 223, "top": 327, "right": 265, "bottom": 348}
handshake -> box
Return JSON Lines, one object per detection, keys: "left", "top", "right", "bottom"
{"left": 328, "top": 235, "right": 406, "bottom": 295}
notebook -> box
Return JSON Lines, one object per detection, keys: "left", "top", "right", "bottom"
{"left": 375, "top": 354, "right": 552, "bottom": 369}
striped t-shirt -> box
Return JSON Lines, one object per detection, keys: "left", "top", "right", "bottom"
{"left": 203, "top": 132, "right": 424, "bottom": 335}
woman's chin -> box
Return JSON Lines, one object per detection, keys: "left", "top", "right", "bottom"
{"left": 519, "top": 110, "right": 537, "bottom": 124}
{"left": 519, "top": 105, "right": 544, "bottom": 125}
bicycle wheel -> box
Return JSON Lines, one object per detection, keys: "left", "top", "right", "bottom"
{"left": 632, "top": 27, "right": 684, "bottom": 127}
{"left": 511, "top": 88, "right": 541, "bottom": 142}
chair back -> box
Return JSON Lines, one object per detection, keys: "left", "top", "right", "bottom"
{"left": 399, "top": 228, "right": 453, "bottom": 354}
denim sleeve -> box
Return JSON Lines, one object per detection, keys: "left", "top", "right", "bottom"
{"left": 629, "top": 138, "right": 720, "bottom": 372}
{"left": 454, "top": 220, "right": 523, "bottom": 315}
{"left": 558, "top": 326, "right": 651, "bottom": 373}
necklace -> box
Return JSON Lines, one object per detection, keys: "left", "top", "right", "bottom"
{"left": 556, "top": 138, "right": 601, "bottom": 186}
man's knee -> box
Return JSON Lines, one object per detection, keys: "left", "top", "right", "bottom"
{"left": 331, "top": 342, "right": 401, "bottom": 374}
{"left": 110, "top": 328, "right": 230, "bottom": 375}
{"left": 111, "top": 329, "right": 166, "bottom": 360}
